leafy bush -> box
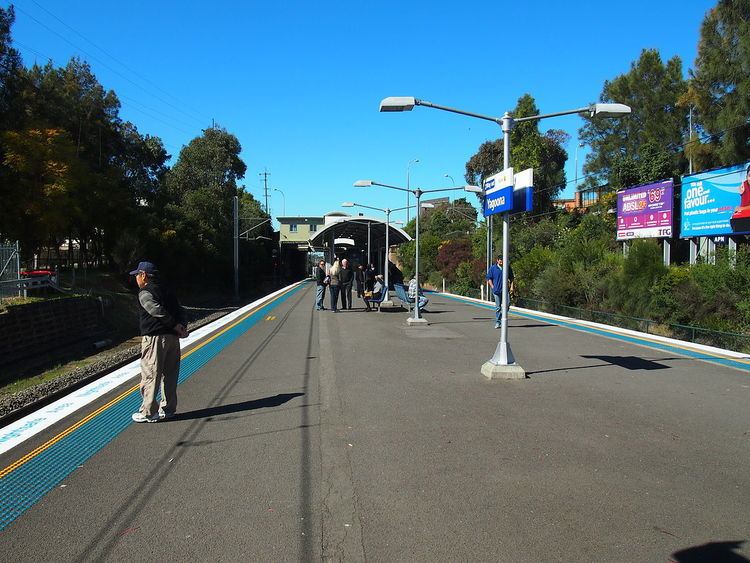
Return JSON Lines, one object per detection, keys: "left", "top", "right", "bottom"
{"left": 436, "top": 239, "right": 472, "bottom": 282}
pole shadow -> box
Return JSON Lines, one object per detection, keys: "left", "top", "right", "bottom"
{"left": 670, "top": 540, "right": 747, "bottom": 562}
{"left": 580, "top": 355, "right": 672, "bottom": 370}
{"left": 166, "top": 392, "right": 304, "bottom": 422}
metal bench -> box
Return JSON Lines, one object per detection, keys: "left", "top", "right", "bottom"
{"left": 393, "top": 283, "right": 414, "bottom": 312}
{"left": 364, "top": 288, "right": 388, "bottom": 311}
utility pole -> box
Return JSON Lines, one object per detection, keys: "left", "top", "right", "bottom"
{"left": 259, "top": 169, "right": 271, "bottom": 215}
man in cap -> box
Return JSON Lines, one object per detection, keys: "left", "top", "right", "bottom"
{"left": 129, "top": 261, "right": 188, "bottom": 423}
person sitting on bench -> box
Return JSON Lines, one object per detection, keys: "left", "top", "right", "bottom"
{"left": 364, "top": 275, "right": 384, "bottom": 311}
{"left": 408, "top": 277, "right": 429, "bottom": 312}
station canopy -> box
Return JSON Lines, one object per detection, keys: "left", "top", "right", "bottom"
{"left": 308, "top": 215, "right": 411, "bottom": 252}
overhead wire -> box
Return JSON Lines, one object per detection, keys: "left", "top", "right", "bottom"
{"left": 9, "top": 39, "right": 191, "bottom": 151}
{"left": 13, "top": 4, "right": 209, "bottom": 130}
{"left": 25, "top": 0, "right": 209, "bottom": 125}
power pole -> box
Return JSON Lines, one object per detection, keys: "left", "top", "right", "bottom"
{"left": 259, "top": 169, "right": 271, "bottom": 215}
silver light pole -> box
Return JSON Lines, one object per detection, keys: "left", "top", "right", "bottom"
{"left": 273, "top": 188, "right": 286, "bottom": 216}
{"left": 406, "top": 159, "right": 419, "bottom": 224}
{"left": 379, "top": 96, "right": 631, "bottom": 375}
{"left": 233, "top": 195, "right": 239, "bottom": 302}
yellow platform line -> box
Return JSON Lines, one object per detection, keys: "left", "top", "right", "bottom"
{"left": 0, "top": 284, "right": 302, "bottom": 479}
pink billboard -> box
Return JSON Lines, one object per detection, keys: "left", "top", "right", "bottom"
{"left": 616, "top": 179, "right": 673, "bottom": 241}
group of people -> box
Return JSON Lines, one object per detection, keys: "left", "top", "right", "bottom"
{"left": 124, "top": 254, "right": 514, "bottom": 426}
{"left": 315, "top": 258, "right": 427, "bottom": 313}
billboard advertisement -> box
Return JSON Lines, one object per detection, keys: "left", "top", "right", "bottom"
{"left": 680, "top": 161, "right": 750, "bottom": 237}
{"left": 616, "top": 179, "right": 673, "bottom": 241}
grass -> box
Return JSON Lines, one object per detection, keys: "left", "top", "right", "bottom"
{"left": 0, "top": 335, "right": 142, "bottom": 397}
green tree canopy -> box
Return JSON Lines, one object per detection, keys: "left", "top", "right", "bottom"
{"left": 688, "top": 0, "right": 750, "bottom": 168}
{"left": 165, "top": 127, "right": 247, "bottom": 274}
{"left": 579, "top": 49, "right": 687, "bottom": 186}
{"left": 465, "top": 94, "right": 568, "bottom": 214}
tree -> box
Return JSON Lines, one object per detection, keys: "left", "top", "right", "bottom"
{"left": 1, "top": 127, "right": 81, "bottom": 258}
{"left": 165, "top": 127, "right": 247, "bottom": 280}
{"left": 0, "top": 6, "right": 23, "bottom": 130}
{"left": 465, "top": 94, "right": 568, "bottom": 215}
{"left": 688, "top": 0, "right": 750, "bottom": 167}
{"left": 608, "top": 141, "right": 675, "bottom": 190}
{"left": 579, "top": 49, "right": 688, "bottom": 185}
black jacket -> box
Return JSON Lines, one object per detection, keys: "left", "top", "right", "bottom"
{"left": 316, "top": 266, "right": 327, "bottom": 286}
{"left": 138, "top": 281, "right": 186, "bottom": 336}
{"left": 339, "top": 267, "right": 353, "bottom": 286}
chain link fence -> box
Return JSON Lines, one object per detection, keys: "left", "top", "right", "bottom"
{"left": 517, "top": 297, "right": 750, "bottom": 354}
{"left": 438, "top": 284, "right": 750, "bottom": 353}
{"left": 0, "top": 242, "right": 21, "bottom": 299}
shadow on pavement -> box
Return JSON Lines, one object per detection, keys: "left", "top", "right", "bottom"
{"left": 580, "top": 355, "right": 673, "bottom": 371}
{"left": 527, "top": 356, "right": 686, "bottom": 376}
{"left": 169, "top": 392, "right": 305, "bottom": 421}
{"left": 670, "top": 540, "right": 748, "bottom": 562}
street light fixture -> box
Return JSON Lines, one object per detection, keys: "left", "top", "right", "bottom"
{"left": 381, "top": 96, "right": 630, "bottom": 376}
{"left": 273, "top": 188, "right": 286, "bottom": 216}
{"left": 354, "top": 179, "right": 480, "bottom": 325}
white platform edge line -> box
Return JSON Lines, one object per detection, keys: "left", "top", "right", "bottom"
{"left": 0, "top": 280, "right": 307, "bottom": 455}
{"left": 438, "top": 291, "right": 750, "bottom": 361}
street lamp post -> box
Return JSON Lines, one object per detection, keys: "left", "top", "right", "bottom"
{"left": 380, "top": 96, "right": 631, "bottom": 376}
{"left": 354, "top": 179, "right": 481, "bottom": 325}
{"left": 273, "top": 188, "right": 286, "bottom": 216}
{"left": 406, "top": 159, "right": 419, "bottom": 224}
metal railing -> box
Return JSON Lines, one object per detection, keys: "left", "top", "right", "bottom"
{"left": 516, "top": 297, "right": 750, "bottom": 354}
{"left": 0, "top": 242, "right": 20, "bottom": 299}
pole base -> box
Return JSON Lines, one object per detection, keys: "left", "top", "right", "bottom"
{"left": 481, "top": 361, "right": 526, "bottom": 380}
{"left": 406, "top": 316, "right": 429, "bottom": 327}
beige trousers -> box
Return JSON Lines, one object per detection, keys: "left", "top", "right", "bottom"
{"left": 139, "top": 334, "right": 181, "bottom": 417}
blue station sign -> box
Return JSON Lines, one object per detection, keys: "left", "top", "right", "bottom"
{"left": 483, "top": 169, "right": 514, "bottom": 216}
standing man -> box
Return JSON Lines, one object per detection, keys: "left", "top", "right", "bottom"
{"left": 339, "top": 258, "right": 354, "bottom": 310}
{"left": 130, "top": 261, "right": 188, "bottom": 423}
{"left": 315, "top": 259, "right": 328, "bottom": 310}
{"left": 486, "top": 255, "right": 514, "bottom": 329}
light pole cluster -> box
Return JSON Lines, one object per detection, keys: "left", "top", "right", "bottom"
{"left": 341, "top": 201, "right": 425, "bottom": 307}
{"left": 379, "top": 96, "right": 630, "bottom": 377}
{"left": 352, "top": 180, "right": 481, "bottom": 325}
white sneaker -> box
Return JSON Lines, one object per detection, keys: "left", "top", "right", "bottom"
{"left": 132, "top": 412, "right": 160, "bottom": 423}
{"left": 158, "top": 410, "right": 176, "bottom": 420}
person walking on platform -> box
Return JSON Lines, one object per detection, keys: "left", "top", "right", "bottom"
{"left": 486, "top": 254, "right": 514, "bottom": 329}
{"left": 315, "top": 259, "right": 328, "bottom": 310}
{"left": 329, "top": 258, "right": 341, "bottom": 312}
{"left": 339, "top": 258, "right": 354, "bottom": 309}
{"left": 130, "top": 261, "right": 188, "bottom": 423}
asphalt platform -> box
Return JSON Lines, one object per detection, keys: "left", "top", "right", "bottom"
{"left": 0, "top": 282, "right": 748, "bottom": 562}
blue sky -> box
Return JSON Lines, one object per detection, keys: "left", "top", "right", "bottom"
{"left": 7, "top": 0, "right": 716, "bottom": 225}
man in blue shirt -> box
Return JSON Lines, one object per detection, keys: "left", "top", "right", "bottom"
{"left": 486, "top": 255, "right": 514, "bottom": 329}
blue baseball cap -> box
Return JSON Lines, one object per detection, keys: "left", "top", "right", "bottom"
{"left": 129, "top": 261, "right": 159, "bottom": 275}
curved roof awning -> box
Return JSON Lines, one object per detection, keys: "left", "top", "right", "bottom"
{"left": 308, "top": 216, "right": 411, "bottom": 249}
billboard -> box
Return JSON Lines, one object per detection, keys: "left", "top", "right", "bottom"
{"left": 680, "top": 161, "right": 750, "bottom": 237}
{"left": 616, "top": 179, "right": 673, "bottom": 240}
